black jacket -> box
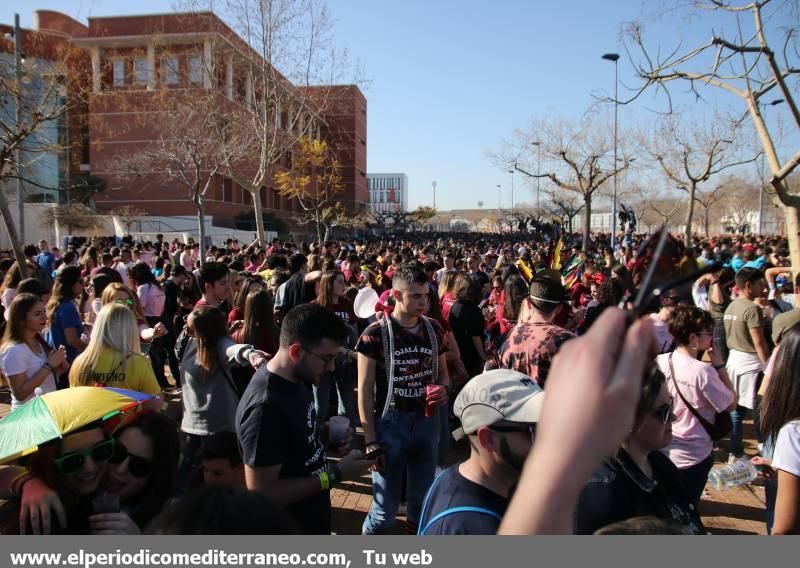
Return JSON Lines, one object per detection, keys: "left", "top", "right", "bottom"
{"left": 574, "top": 448, "right": 704, "bottom": 535}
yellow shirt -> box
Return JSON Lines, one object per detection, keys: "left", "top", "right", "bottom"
{"left": 70, "top": 347, "right": 161, "bottom": 395}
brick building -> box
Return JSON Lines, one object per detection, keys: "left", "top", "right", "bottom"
{"left": 3, "top": 10, "right": 367, "bottom": 231}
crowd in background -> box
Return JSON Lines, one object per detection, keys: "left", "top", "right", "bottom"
{"left": 0, "top": 227, "right": 798, "bottom": 535}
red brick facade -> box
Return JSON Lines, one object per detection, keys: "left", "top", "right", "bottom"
{"left": 4, "top": 10, "right": 367, "bottom": 230}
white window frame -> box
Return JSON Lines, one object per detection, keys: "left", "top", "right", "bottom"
{"left": 188, "top": 54, "right": 203, "bottom": 85}
{"left": 161, "top": 56, "right": 179, "bottom": 85}
{"left": 133, "top": 57, "right": 150, "bottom": 85}
{"left": 112, "top": 59, "right": 125, "bottom": 87}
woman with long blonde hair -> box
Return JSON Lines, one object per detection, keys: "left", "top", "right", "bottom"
{"left": 69, "top": 303, "right": 161, "bottom": 398}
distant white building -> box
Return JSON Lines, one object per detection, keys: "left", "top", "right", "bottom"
{"left": 572, "top": 211, "right": 613, "bottom": 232}
{"left": 367, "top": 173, "right": 408, "bottom": 214}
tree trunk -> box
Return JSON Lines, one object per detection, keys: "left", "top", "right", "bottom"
{"left": 197, "top": 201, "right": 207, "bottom": 267}
{"left": 582, "top": 193, "right": 592, "bottom": 252}
{"left": 784, "top": 204, "right": 800, "bottom": 308}
{"left": 0, "top": 188, "right": 28, "bottom": 278}
{"left": 323, "top": 224, "right": 331, "bottom": 242}
{"left": 704, "top": 206, "right": 710, "bottom": 236}
{"left": 250, "top": 188, "right": 266, "bottom": 247}
{"left": 684, "top": 183, "right": 696, "bottom": 247}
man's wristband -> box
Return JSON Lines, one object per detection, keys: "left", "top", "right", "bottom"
{"left": 713, "top": 364, "right": 726, "bottom": 371}
{"left": 318, "top": 471, "right": 330, "bottom": 491}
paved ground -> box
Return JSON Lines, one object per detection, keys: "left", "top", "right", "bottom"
{"left": 0, "top": 387, "right": 768, "bottom": 535}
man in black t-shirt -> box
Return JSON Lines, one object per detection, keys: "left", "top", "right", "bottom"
{"left": 418, "top": 369, "right": 544, "bottom": 535}
{"left": 356, "top": 264, "right": 450, "bottom": 534}
{"left": 236, "top": 304, "right": 375, "bottom": 534}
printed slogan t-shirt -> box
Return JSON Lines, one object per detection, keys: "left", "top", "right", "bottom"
{"left": 355, "top": 316, "right": 446, "bottom": 415}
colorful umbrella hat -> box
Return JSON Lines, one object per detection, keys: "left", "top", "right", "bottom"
{"left": 0, "top": 386, "right": 156, "bottom": 464}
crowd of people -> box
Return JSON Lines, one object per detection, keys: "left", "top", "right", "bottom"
{"left": 0, "top": 229, "right": 798, "bottom": 535}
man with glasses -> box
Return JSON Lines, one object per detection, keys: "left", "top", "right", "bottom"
{"left": 236, "top": 304, "right": 375, "bottom": 534}
{"left": 416, "top": 369, "right": 543, "bottom": 535}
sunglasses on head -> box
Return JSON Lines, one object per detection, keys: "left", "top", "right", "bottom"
{"left": 114, "top": 298, "right": 135, "bottom": 307}
{"left": 110, "top": 441, "right": 153, "bottom": 478}
{"left": 54, "top": 438, "right": 116, "bottom": 475}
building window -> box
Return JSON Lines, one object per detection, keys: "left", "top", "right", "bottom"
{"left": 188, "top": 54, "right": 203, "bottom": 84}
{"left": 112, "top": 60, "right": 125, "bottom": 87}
{"left": 161, "top": 56, "right": 179, "bottom": 85}
{"left": 133, "top": 57, "right": 150, "bottom": 85}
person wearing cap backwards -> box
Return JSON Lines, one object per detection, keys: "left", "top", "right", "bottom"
{"left": 487, "top": 276, "right": 574, "bottom": 387}
{"left": 416, "top": 369, "right": 543, "bottom": 535}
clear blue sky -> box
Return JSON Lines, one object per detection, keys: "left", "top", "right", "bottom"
{"left": 3, "top": 1, "right": 789, "bottom": 210}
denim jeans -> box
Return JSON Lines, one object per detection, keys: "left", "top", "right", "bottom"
{"left": 676, "top": 453, "right": 715, "bottom": 508}
{"left": 363, "top": 410, "right": 438, "bottom": 534}
{"left": 729, "top": 405, "right": 749, "bottom": 458}
{"left": 314, "top": 370, "right": 360, "bottom": 428}
{"left": 177, "top": 432, "right": 207, "bottom": 493}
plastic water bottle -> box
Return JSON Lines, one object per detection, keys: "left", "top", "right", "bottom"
{"left": 707, "top": 460, "right": 758, "bottom": 491}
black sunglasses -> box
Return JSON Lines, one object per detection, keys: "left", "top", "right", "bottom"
{"left": 110, "top": 441, "right": 154, "bottom": 478}
{"left": 54, "top": 438, "right": 116, "bottom": 475}
{"left": 651, "top": 400, "right": 674, "bottom": 425}
{"left": 489, "top": 423, "right": 536, "bottom": 437}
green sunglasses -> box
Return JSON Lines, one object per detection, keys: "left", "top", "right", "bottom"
{"left": 114, "top": 299, "right": 135, "bottom": 307}
{"left": 54, "top": 438, "right": 116, "bottom": 475}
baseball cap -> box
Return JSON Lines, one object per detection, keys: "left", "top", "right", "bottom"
{"left": 452, "top": 369, "right": 545, "bottom": 441}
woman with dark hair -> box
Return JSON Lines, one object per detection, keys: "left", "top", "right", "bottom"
{"left": 128, "top": 263, "right": 168, "bottom": 389}
{"left": 228, "top": 277, "right": 264, "bottom": 326}
{"left": 177, "top": 306, "right": 269, "bottom": 487}
{"left": 311, "top": 270, "right": 358, "bottom": 426}
{"left": 656, "top": 306, "right": 736, "bottom": 507}
{"left": 0, "top": 294, "right": 67, "bottom": 409}
{"left": 448, "top": 274, "right": 486, "bottom": 378}
{"left": 45, "top": 266, "right": 88, "bottom": 369}
{"left": 231, "top": 290, "right": 276, "bottom": 355}
{"left": 574, "top": 366, "right": 704, "bottom": 535}
{"left": 760, "top": 322, "right": 800, "bottom": 534}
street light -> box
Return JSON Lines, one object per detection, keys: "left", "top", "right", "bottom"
{"left": 432, "top": 180, "right": 437, "bottom": 210}
{"left": 602, "top": 52, "right": 620, "bottom": 250}
{"left": 531, "top": 141, "right": 541, "bottom": 215}
{"left": 496, "top": 184, "right": 502, "bottom": 211}
{"left": 758, "top": 98, "right": 784, "bottom": 235}
{"left": 508, "top": 169, "right": 515, "bottom": 217}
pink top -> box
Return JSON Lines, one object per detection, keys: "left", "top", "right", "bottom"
{"left": 657, "top": 350, "right": 735, "bottom": 468}
{"left": 137, "top": 283, "right": 166, "bottom": 318}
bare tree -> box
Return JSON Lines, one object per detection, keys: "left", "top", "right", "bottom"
{"left": 111, "top": 205, "right": 146, "bottom": 236}
{"left": 650, "top": 116, "right": 757, "bottom": 244}
{"left": 624, "top": 0, "right": 800, "bottom": 270}
{"left": 502, "top": 117, "right": 629, "bottom": 251}
{"left": 40, "top": 203, "right": 104, "bottom": 235}
{"left": 695, "top": 183, "right": 726, "bottom": 235}
{"left": 1, "top": 22, "right": 87, "bottom": 275}
{"left": 211, "top": 0, "right": 361, "bottom": 246}
{"left": 543, "top": 189, "right": 584, "bottom": 232}
{"left": 116, "top": 90, "right": 237, "bottom": 264}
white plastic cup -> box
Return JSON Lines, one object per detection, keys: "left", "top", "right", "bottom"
{"left": 328, "top": 416, "right": 350, "bottom": 445}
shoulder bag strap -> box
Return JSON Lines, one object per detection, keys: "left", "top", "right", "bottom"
{"left": 379, "top": 316, "right": 396, "bottom": 419}
{"left": 667, "top": 353, "right": 714, "bottom": 431}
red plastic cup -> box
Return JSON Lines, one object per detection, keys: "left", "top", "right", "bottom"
{"left": 425, "top": 384, "right": 437, "bottom": 417}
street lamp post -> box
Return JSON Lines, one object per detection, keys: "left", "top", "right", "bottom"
{"left": 432, "top": 180, "right": 437, "bottom": 210}
{"left": 531, "top": 141, "right": 541, "bottom": 216}
{"left": 759, "top": 98, "right": 784, "bottom": 235}
{"left": 602, "top": 52, "right": 620, "bottom": 251}
{"left": 496, "top": 184, "right": 501, "bottom": 211}
{"left": 508, "top": 169, "right": 515, "bottom": 218}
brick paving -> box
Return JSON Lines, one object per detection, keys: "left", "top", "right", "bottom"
{"left": 0, "top": 387, "right": 768, "bottom": 535}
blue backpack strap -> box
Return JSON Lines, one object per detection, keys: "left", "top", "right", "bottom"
{"left": 419, "top": 506, "right": 502, "bottom": 535}
{"left": 417, "top": 469, "right": 446, "bottom": 533}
